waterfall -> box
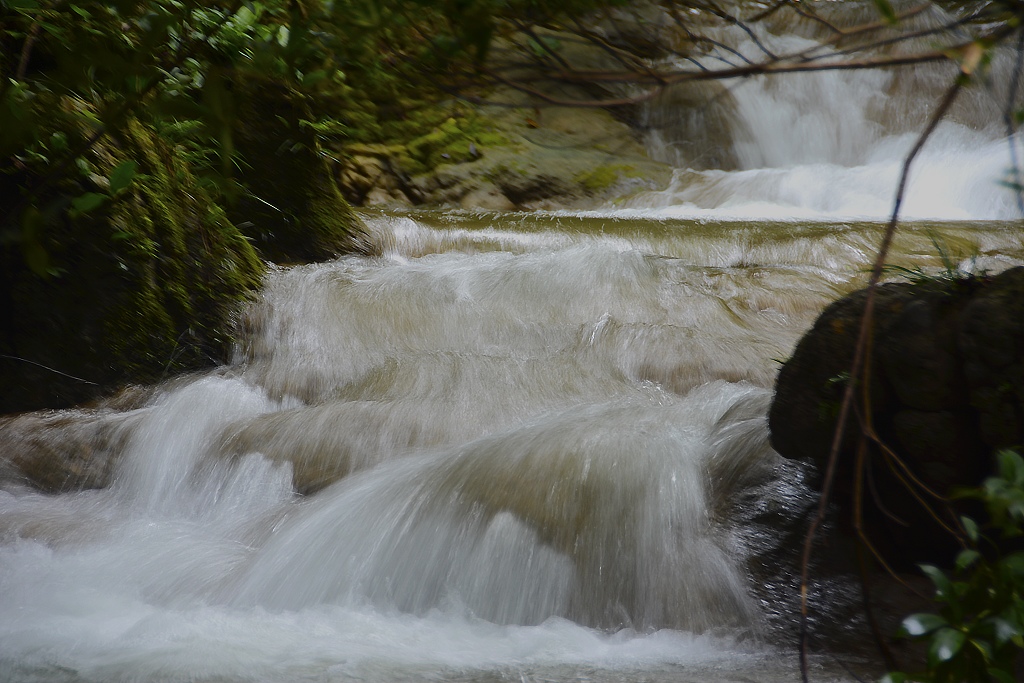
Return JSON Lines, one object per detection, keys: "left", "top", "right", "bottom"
{"left": 634, "top": 4, "right": 1024, "bottom": 221}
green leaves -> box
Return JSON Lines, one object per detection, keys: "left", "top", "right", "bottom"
{"left": 955, "top": 548, "right": 980, "bottom": 572}
{"left": 991, "top": 617, "right": 1022, "bottom": 646}
{"left": 901, "top": 613, "right": 947, "bottom": 637}
{"left": 920, "top": 564, "right": 953, "bottom": 600}
{"left": 888, "top": 449, "right": 1024, "bottom": 683}
{"left": 997, "top": 448, "right": 1024, "bottom": 487}
{"left": 961, "top": 515, "right": 979, "bottom": 543}
{"left": 927, "top": 628, "right": 966, "bottom": 665}
{"left": 982, "top": 449, "right": 1024, "bottom": 536}
{"left": 71, "top": 192, "right": 107, "bottom": 213}
{"left": 69, "top": 160, "right": 139, "bottom": 216}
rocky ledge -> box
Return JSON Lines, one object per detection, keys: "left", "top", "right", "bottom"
{"left": 334, "top": 103, "right": 674, "bottom": 211}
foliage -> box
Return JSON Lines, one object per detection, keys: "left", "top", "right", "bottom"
{"left": 2, "top": 0, "right": 240, "bottom": 271}
{"left": 884, "top": 449, "right": 1024, "bottom": 683}
{"left": 0, "top": 0, "right": 624, "bottom": 246}
{"left": 0, "top": 0, "right": 632, "bottom": 410}
{"left": 0, "top": 1, "right": 296, "bottom": 410}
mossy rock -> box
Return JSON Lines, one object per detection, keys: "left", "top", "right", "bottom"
{"left": 0, "top": 115, "right": 265, "bottom": 414}
{"left": 371, "top": 100, "right": 675, "bottom": 210}
{"left": 574, "top": 164, "right": 642, "bottom": 193}
{"left": 400, "top": 115, "right": 497, "bottom": 174}
{"left": 229, "top": 75, "right": 375, "bottom": 263}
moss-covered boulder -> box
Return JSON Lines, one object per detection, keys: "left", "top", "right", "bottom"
{"left": 0, "top": 116, "right": 265, "bottom": 414}
{"left": 336, "top": 101, "right": 674, "bottom": 210}
{"left": 229, "top": 75, "right": 375, "bottom": 262}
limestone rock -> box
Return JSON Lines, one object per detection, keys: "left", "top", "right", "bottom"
{"left": 336, "top": 102, "right": 674, "bottom": 211}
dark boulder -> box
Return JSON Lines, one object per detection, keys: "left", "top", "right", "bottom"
{"left": 769, "top": 266, "right": 1024, "bottom": 566}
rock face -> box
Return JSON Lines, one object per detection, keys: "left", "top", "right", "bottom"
{"left": 334, "top": 99, "right": 675, "bottom": 211}
{"left": 769, "top": 266, "right": 1024, "bottom": 566}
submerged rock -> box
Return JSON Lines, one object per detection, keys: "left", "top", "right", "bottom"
{"left": 769, "top": 266, "right": 1024, "bottom": 566}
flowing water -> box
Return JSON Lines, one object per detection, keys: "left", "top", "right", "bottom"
{"left": 3, "top": 4, "right": 1024, "bottom": 683}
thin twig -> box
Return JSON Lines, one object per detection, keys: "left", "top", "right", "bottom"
{"left": 694, "top": 0, "right": 777, "bottom": 59}
{"left": 0, "top": 354, "right": 98, "bottom": 385}
{"left": 747, "top": 0, "right": 789, "bottom": 25}
{"left": 854, "top": 435, "right": 899, "bottom": 671}
{"left": 666, "top": 5, "right": 754, "bottom": 67}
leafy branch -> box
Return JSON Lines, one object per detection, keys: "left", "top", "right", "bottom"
{"left": 884, "top": 449, "right": 1024, "bottom": 683}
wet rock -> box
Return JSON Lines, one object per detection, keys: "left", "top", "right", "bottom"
{"left": 0, "top": 407, "right": 143, "bottom": 492}
{"left": 769, "top": 266, "right": 1024, "bottom": 566}
{"left": 643, "top": 81, "right": 741, "bottom": 170}
{"left": 460, "top": 186, "right": 516, "bottom": 211}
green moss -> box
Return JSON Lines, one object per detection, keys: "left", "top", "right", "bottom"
{"left": 349, "top": 103, "right": 512, "bottom": 177}
{"left": 574, "top": 164, "right": 638, "bottom": 192}
{"left": 475, "top": 131, "right": 510, "bottom": 147}
{"left": 407, "top": 127, "right": 453, "bottom": 161}
{"left": 439, "top": 118, "right": 462, "bottom": 136}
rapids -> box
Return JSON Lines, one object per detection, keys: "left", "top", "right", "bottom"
{"left": 2, "top": 214, "right": 1021, "bottom": 683}
{"left": 3, "top": 2, "right": 1024, "bottom": 681}
{"left": 635, "top": 3, "right": 1024, "bottom": 221}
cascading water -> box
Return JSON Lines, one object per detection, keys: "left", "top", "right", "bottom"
{"left": 2, "top": 214, "right": 1021, "bottom": 683}
{"left": 3, "top": 4, "right": 1024, "bottom": 682}
{"left": 635, "top": 3, "right": 1024, "bottom": 221}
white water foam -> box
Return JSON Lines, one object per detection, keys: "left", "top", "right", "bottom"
{"left": 6, "top": 7, "right": 1022, "bottom": 679}
{"left": 625, "top": 14, "right": 1023, "bottom": 221}
{"left": 0, "top": 376, "right": 784, "bottom": 682}
{"left": 1, "top": 235, "right": 826, "bottom": 682}
{"left": 6, "top": 210, "right": 1021, "bottom": 681}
